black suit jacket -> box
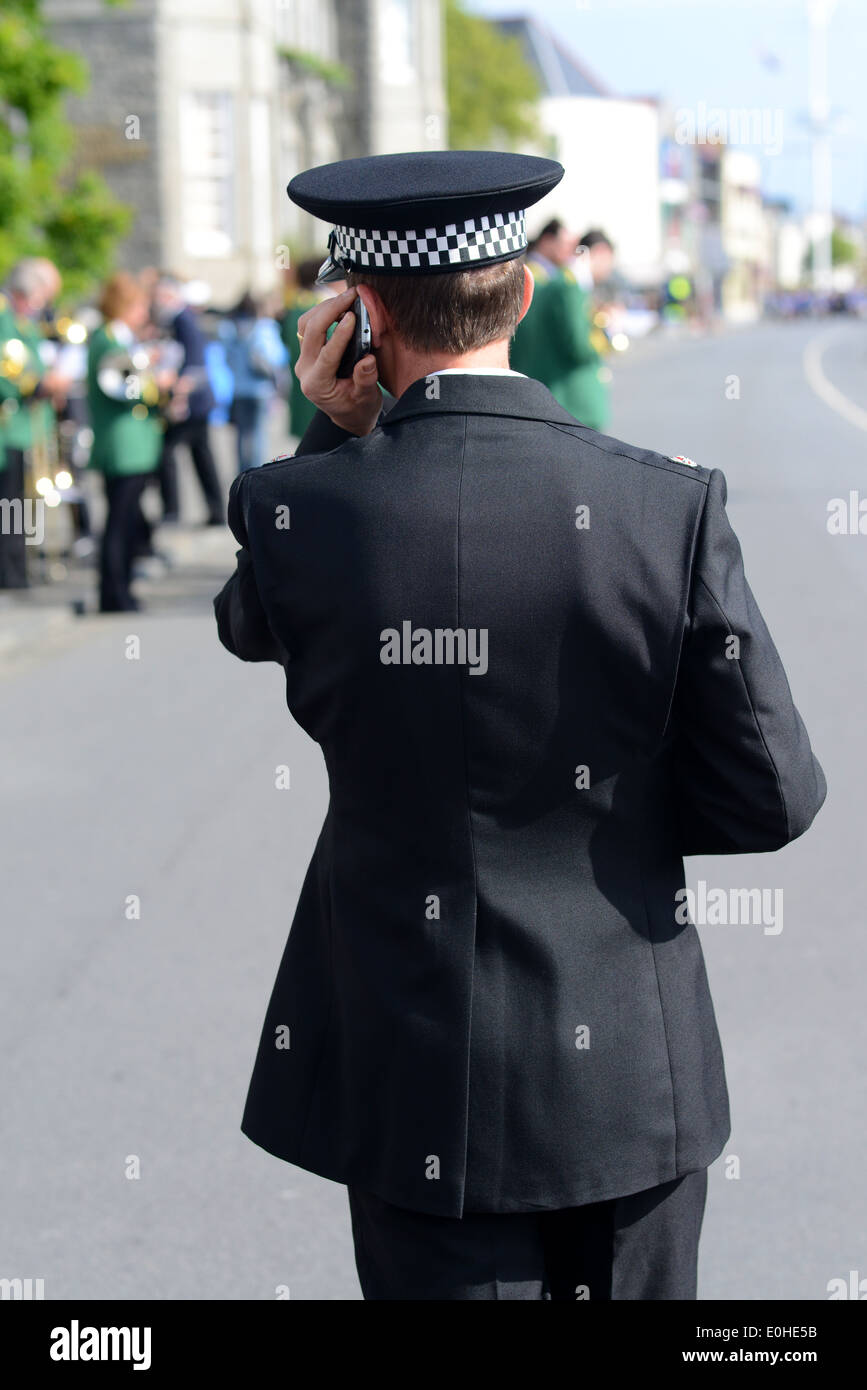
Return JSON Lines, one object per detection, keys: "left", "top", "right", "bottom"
{"left": 170, "top": 305, "right": 215, "bottom": 421}
{"left": 214, "top": 372, "right": 826, "bottom": 1217}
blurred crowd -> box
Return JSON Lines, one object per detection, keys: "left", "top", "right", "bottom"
{"left": 0, "top": 255, "right": 338, "bottom": 611}
{"left": 6, "top": 226, "right": 842, "bottom": 615}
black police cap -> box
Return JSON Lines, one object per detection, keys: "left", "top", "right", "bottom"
{"left": 287, "top": 150, "right": 564, "bottom": 281}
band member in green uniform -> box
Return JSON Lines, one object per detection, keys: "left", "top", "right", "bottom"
{"left": 0, "top": 261, "right": 57, "bottom": 588}
{"left": 509, "top": 219, "right": 612, "bottom": 432}
{"left": 280, "top": 258, "right": 329, "bottom": 440}
{"left": 87, "top": 273, "right": 173, "bottom": 612}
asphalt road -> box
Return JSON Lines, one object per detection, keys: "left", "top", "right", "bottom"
{"left": 1, "top": 319, "right": 864, "bottom": 1301}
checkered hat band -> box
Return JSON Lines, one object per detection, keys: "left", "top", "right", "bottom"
{"left": 332, "top": 211, "right": 527, "bottom": 271}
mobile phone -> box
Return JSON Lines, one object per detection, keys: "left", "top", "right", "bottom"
{"left": 336, "top": 296, "right": 372, "bottom": 378}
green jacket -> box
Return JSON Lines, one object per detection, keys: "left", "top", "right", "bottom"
{"left": 0, "top": 294, "right": 54, "bottom": 462}
{"left": 281, "top": 293, "right": 320, "bottom": 439}
{"left": 509, "top": 260, "right": 610, "bottom": 432}
{"left": 86, "top": 322, "right": 163, "bottom": 477}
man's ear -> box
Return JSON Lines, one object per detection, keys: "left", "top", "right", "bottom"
{"left": 517, "top": 264, "right": 535, "bottom": 325}
{"left": 354, "top": 283, "right": 390, "bottom": 348}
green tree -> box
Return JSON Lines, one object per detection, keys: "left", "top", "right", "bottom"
{"left": 445, "top": 0, "right": 542, "bottom": 150}
{"left": 829, "top": 228, "right": 857, "bottom": 266}
{"left": 804, "top": 228, "right": 860, "bottom": 275}
{"left": 0, "top": 0, "right": 131, "bottom": 298}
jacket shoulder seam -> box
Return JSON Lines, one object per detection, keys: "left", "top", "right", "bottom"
{"left": 543, "top": 421, "right": 712, "bottom": 481}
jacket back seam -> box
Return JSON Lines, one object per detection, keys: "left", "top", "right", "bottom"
{"left": 454, "top": 413, "right": 481, "bottom": 1217}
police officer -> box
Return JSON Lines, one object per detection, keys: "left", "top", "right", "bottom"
{"left": 213, "top": 151, "right": 826, "bottom": 1301}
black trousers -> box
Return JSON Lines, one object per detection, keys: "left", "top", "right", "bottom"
{"left": 159, "top": 416, "right": 222, "bottom": 522}
{"left": 348, "top": 1168, "right": 708, "bottom": 1301}
{"left": 99, "top": 472, "right": 152, "bottom": 612}
{"left": 0, "top": 448, "right": 29, "bottom": 589}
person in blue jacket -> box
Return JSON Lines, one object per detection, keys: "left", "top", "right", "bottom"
{"left": 152, "top": 274, "right": 223, "bottom": 524}
{"left": 220, "top": 292, "right": 288, "bottom": 473}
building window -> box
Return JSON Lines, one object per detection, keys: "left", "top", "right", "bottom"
{"left": 379, "top": 0, "right": 416, "bottom": 86}
{"left": 179, "top": 92, "right": 234, "bottom": 258}
{"left": 276, "top": 0, "right": 336, "bottom": 59}
{"left": 249, "top": 98, "right": 273, "bottom": 256}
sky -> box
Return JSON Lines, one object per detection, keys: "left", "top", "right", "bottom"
{"left": 471, "top": 0, "right": 867, "bottom": 219}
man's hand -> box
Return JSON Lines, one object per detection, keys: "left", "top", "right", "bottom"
{"left": 294, "top": 288, "right": 381, "bottom": 437}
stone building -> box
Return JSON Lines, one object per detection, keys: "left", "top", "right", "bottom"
{"left": 44, "top": 0, "right": 446, "bottom": 303}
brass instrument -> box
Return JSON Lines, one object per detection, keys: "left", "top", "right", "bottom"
{"left": 96, "top": 338, "right": 205, "bottom": 423}
{"left": 0, "top": 334, "right": 41, "bottom": 397}
{"left": 52, "top": 315, "right": 89, "bottom": 347}
{"left": 96, "top": 342, "right": 164, "bottom": 411}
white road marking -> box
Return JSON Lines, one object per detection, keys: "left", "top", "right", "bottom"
{"left": 803, "top": 327, "right": 867, "bottom": 434}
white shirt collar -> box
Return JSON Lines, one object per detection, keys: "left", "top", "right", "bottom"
{"left": 428, "top": 367, "right": 526, "bottom": 377}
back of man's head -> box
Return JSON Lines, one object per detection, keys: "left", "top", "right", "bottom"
{"left": 578, "top": 229, "right": 615, "bottom": 282}
{"left": 578, "top": 229, "right": 613, "bottom": 253}
{"left": 346, "top": 259, "right": 526, "bottom": 355}
{"left": 530, "top": 220, "right": 577, "bottom": 268}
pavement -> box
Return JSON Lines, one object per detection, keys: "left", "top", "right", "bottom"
{"left": 1, "top": 320, "right": 865, "bottom": 1300}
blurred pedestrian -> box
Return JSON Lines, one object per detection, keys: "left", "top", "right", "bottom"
{"left": 0, "top": 259, "right": 56, "bottom": 589}
{"left": 575, "top": 229, "right": 615, "bottom": 293}
{"left": 281, "top": 258, "right": 327, "bottom": 439}
{"left": 509, "top": 219, "right": 612, "bottom": 432}
{"left": 87, "top": 273, "right": 172, "bottom": 612}
{"left": 30, "top": 263, "right": 100, "bottom": 557}
{"left": 220, "top": 291, "right": 288, "bottom": 472}
{"left": 152, "top": 274, "right": 222, "bottom": 525}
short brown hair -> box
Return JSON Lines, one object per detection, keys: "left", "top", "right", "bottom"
{"left": 347, "top": 256, "right": 526, "bottom": 354}
{"left": 99, "top": 272, "right": 147, "bottom": 322}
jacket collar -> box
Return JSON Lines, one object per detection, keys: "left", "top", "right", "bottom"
{"left": 381, "top": 371, "right": 583, "bottom": 430}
